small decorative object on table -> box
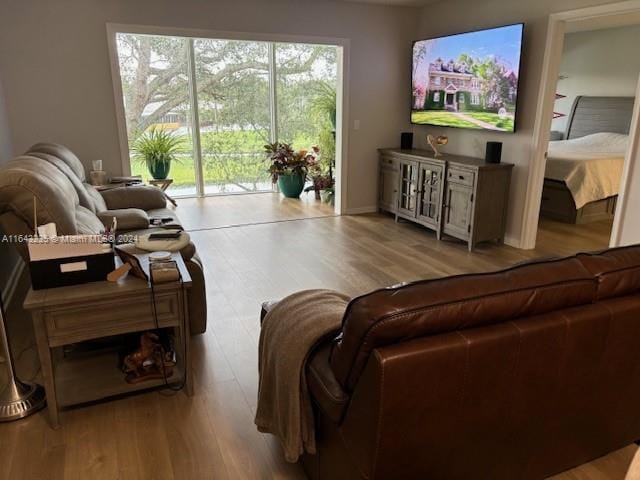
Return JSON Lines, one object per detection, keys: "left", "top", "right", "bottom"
{"left": 122, "top": 332, "right": 176, "bottom": 384}
{"left": 264, "top": 142, "right": 319, "bottom": 198}
{"left": 426, "top": 134, "right": 448, "bottom": 157}
{"left": 89, "top": 159, "right": 107, "bottom": 186}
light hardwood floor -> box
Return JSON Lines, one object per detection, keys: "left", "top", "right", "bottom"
{"left": 177, "top": 192, "right": 336, "bottom": 231}
{"left": 1, "top": 196, "right": 632, "bottom": 480}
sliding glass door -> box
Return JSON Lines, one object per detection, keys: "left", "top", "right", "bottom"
{"left": 193, "top": 39, "right": 272, "bottom": 194}
{"left": 115, "top": 34, "right": 198, "bottom": 195}
{"left": 114, "top": 32, "right": 339, "bottom": 198}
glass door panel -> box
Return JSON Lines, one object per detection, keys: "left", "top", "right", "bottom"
{"left": 398, "top": 161, "right": 418, "bottom": 216}
{"left": 275, "top": 43, "right": 338, "bottom": 177}
{"left": 115, "top": 33, "right": 197, "bottom": 196}
{"left": 193, "top": 39, "right": 272, "bottom": 194}
{"left": 417, "top": 164, "right": 442, "bottom": 226}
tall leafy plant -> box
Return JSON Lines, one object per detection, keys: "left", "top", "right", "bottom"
{"left": 310, "top": 81, "right": 337, "bottom": 129}
{"left": 131, "top": 128, "right": 183, "bottom": 179}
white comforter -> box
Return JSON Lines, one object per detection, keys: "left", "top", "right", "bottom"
{"left": 545, "top": 132, "right": 628, "bottom": 209}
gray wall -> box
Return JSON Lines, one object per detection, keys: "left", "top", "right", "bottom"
{"left": 552, "top": 25, "right": 640, "bottom": 133}
{"left": 0, "top": 0, "right": 418, "bottom": 213}
{"left": 416, "top": 0, "right": 630, "bottom": 246}
{"left": 0, "top": 76, "right": 21, "bottom": 304}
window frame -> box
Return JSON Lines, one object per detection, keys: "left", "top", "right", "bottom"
{"left": 106, "top": 23, "right": 349, "bottom": 214}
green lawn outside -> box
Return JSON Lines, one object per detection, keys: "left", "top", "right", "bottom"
{"left": 411, "top": 111, "right": 480, "bottom": 129}
{"left": 411, "top": 110, "right": 515, "bottom": 132}
{"left": 463, "top": 112, "right": 514, "bottom": 132}
{"left": 130, "top": 129, "right": 318, "bottom": 191}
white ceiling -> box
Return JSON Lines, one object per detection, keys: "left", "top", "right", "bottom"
{"left": 337, "top": 0, "right": 441, "bottom": 7}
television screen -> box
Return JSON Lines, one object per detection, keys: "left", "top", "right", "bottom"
{"left": 411, "top": 23, "right": 524, "bottom": 132}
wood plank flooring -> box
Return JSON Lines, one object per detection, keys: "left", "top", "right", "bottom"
{"left": 176, "top": 192, "right": 336, "bottom": 231}
{"left": 1, "top": 195, "right": 632, "bottom": 480}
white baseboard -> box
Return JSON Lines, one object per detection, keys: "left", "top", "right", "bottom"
{"left": 345, "top": 205, "right": 378, "bottom": 215}
{"left": 2, "top": 259, "right": 25, "bottom": 307}
{"left": 504, "top": 234, "right": 522, "bottom": 249}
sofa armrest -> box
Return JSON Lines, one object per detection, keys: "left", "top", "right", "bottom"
{"left": 100, "top": 185, "right": 167, "bottom": 210}
{"left": 260, "top": 300, "right": 349, "bottom": 423}
{"left": 307, "top": 341, "right": 349, "bottom": 423}
{"left": 97, "top": 209, "right": 149, "bottom": 231}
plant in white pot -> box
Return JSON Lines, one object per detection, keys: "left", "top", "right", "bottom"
{"left": 131, "top": 128, "right": 182, "bottom": 180}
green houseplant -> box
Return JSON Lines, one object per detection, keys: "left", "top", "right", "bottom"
{"left": 131, "top": 128, "right": 182, "bottom": 180}
{"left": 264, "top": 142, "right": 319, "bottom": 198}
{"left": 311, "top": 81, "right": 337, "bottom": 129}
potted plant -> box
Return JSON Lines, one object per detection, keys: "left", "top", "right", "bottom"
{"left": 312, "top": 174, "right": 334, "bottom": 203}
{"left": 320, "top": 187, "right": 334, "bottom": 205}
{"left": 264, "top": 142, "right": 319, "bottom": 198}
{"left": 131, "top": 127, "right": 182, "bottom": 180}
{"left": 311, "top": 82, "right": 337, "bottom": 130}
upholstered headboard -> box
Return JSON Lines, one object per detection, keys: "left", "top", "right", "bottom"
{"left": 566, "top": 96, "right": 635, "bottom": 139}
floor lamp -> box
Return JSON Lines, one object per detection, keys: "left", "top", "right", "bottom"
{"left": 0, "top": 292, "right": 45, "bottom": 421}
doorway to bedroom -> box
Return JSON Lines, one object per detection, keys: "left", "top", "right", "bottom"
{"left": 535, "top": 22, "right": 640, "bottom": 251}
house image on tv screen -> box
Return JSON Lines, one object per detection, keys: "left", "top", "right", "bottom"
{"left": 411, "top": 24, "right": 523, "bottom": 132}
{"left": 414, "top": 58, "right": 518, "bottom": 112}
{"left": 424, "top": 58, "right": 483, "bottom": 112}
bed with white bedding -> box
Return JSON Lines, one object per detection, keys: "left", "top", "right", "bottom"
{"left": 540, "top": 96, "right": 634, "bottom": 224}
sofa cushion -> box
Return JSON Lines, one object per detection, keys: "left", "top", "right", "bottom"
{"left": 101, "top": 185, "right": 167, "bottom": 211}
{"left": 578, "top": 245, "right": 640, "bottom": 300}
{"left": 28, "top": 142, "right": 87, "bottom": 181}
{"left": 85, "top": 183, "right": 108, "bottom": 213}
{"left": 307, "top": 342, "right": 349, "bottom": 423}
{"left": 27, "top": 151, "right": 97, "bottom": 213}
{"left": 0, "top": 156, "right": 80, "bottom": 234}
{"left": 330, "top": 256, "right": 598, "bottom": 391}
{"left": 98, "top": 209, "right": 149, "bottom": 231}
{"left": 76, "top": 205, "right": 105, "bottom": 234}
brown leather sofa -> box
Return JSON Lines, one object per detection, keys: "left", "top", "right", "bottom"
{"left": 0, "top": 142, "right": 207, "bottom": 334}
{"left": 280, "top": 245, "right": 640, "bottom": 479}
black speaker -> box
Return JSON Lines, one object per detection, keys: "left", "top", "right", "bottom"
{"left": 401, "top": 132, "right": 413, "bottom": 150}
{"left": 485, "top": 141, "right": 502, "bottom": 164}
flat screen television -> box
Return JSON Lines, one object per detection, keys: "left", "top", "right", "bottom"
{"left": 411, "top": 23, "right": 524, "bottom": 133}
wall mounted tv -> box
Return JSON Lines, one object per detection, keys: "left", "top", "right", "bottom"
{"left": 411, "top": 23, "right": 524, "bottom": 133}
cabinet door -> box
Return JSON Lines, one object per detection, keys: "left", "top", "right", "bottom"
{"left": 416, "top": 162, "right": 443, "bottom": 228}
{"left": 443, "top": 181, "right": 473, "bottom": 240}
{"left": 397, "top": 160, "right": 419, "bottom": 217}
{"left": 379, "top": 164, "right": 399, "bottom": 213}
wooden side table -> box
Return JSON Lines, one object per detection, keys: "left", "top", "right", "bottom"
{"left": 149, "top": 178, "right": 178, "bottom": 207}
{"left": 23, "top": 251, "right": 193, "bottom": 429}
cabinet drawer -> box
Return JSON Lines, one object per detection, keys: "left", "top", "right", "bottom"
{"left": 380, "top": 156, "right": 398, "bottom": 169}
{"left": 447, "top": 168, "right": 475, "bottom": 186}
{"left": 44, "top": 291, "right": 182, "bottom": 345}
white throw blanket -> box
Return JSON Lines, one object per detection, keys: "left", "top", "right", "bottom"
{"left": 255, "top": 289, "right": 350, "bottom": 462}
{"left": 545, "top": 132, "right": 628, "bottom": 209}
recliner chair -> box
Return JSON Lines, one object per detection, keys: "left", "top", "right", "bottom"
{"left": 0, "top": 142, "right": 207, "bottom": 334}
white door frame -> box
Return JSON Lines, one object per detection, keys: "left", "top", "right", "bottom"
{"left": 106, "top": 23, "right": 350, "bottom": 215}
{"left": 521, "top": 0, "right": 640, "bottom": 249}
